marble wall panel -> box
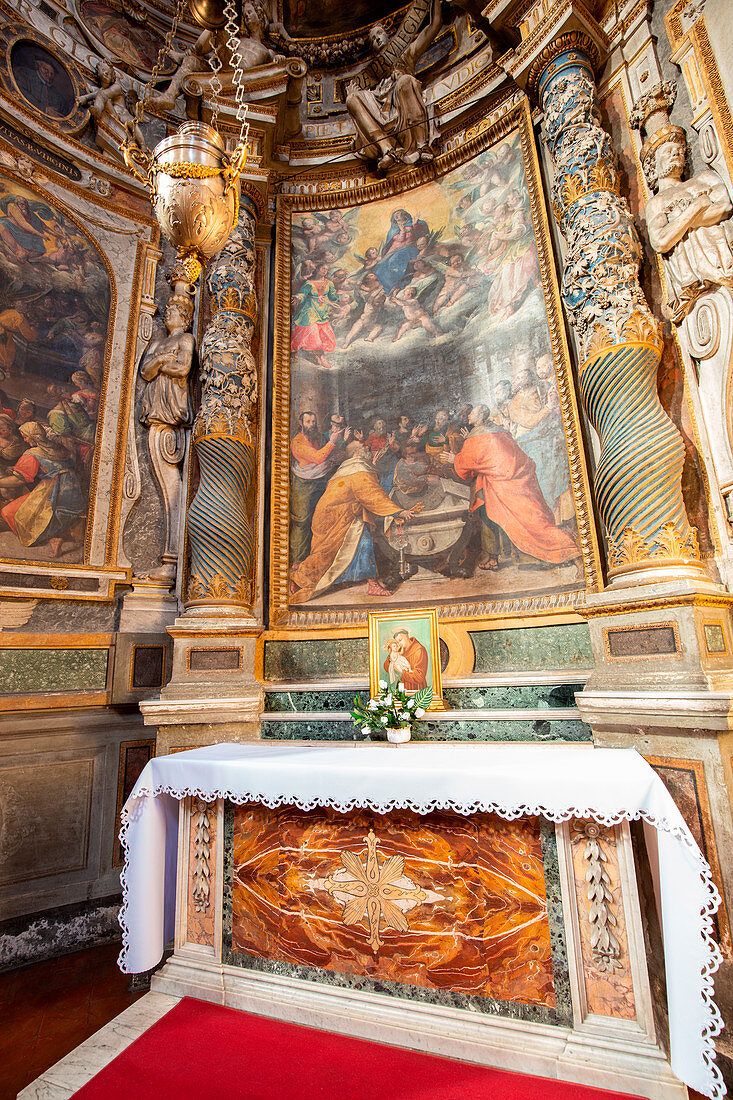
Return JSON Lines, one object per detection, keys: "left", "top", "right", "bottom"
{"left": 0, "top": 758, "right": 93, "bottom": 886}
{"left": 263, "top": 683, "right": 585, "bottom": 712}
{"left": 0, "top": 646, "right": 108, "bottom": 694}
{"left": 647, "top": 756, "right": 731, "bottom": 955}
{"left": 186, "top": 799, "right": 216, "bottom": 947}
{"left": 263, "top": 636, "right": 368, "bottom": 682}
{"left": 260, "top": 717, "right": 591, "bottom": 742}
{"left": 470, "top": 624, "right": 593, "bottom": 673}
{"left": 224, "top": 803, "right": 571, "bottom": 1024}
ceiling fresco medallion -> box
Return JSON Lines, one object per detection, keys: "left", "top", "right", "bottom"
{"left": 322, "top": 828, "right": 439, "bottom": 953}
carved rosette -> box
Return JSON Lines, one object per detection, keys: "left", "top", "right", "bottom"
{"left": 186, "top": 192, "right": 260, "bottom": 611}
{"left": 537, "top": 48, "right": 700, "bottom": 578}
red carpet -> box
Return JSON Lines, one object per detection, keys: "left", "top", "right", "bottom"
{"left": 72, "top": 997, "right": 646, "bottom": 1099}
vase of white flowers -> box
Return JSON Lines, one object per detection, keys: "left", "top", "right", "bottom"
{"left": 350, "top": 680, "right": 433, "bottom": 743}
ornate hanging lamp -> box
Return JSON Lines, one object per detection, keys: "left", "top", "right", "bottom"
{"left": 121, "top": 0, "right": 250, "bottom": 283}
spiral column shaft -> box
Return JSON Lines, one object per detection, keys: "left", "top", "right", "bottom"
{"left": 185, "top": 193, "right": 261, "bottom": 611}
{"left": 536, "top": 46, "right": 700, "bottom": 579}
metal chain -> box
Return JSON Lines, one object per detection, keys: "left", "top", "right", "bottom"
{"left": 132, "top": 0, "right": 187, "bottom": 130}
{"left": 208, "top": 40, "right": 223, "bottom": 131}
{"left": 223, "top": 0, "right": 250, "bottom": 148}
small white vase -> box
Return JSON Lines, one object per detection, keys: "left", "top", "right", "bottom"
{"left": 387, "top": 724, "right": 411, "bottom": 744}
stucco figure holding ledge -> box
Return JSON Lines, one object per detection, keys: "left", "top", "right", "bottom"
{"left": 139, "top": 287, "right": 195, "bottom": 583}
{"left": 76, "top": 60, "right": 144, "bottom": 151}
{"left": 345, "top": 0, "right": 442, "bottom": 173}
{"left": 633, "top": 83, "right": 733, "bottom": 322}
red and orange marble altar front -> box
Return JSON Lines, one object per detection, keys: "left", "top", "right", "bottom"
{"left": 225, "top": 803, "right": 560, "bottom": 1010}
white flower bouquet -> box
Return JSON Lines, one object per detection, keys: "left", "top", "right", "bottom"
{"left": 350, "top": 680, "right": 433, "bottom": 741}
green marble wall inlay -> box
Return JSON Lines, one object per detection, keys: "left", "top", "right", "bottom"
{"left": 0, "top": 648, "right": 109, "bottom": 695}
{"left": 470, "top": 624, "right": 593, "bottom": 673}
{"left": 264, "top": 636, "right": 368, "bottom": 682}
{"left": 261, "top": 717, "right": 591, "bottom": 742}
{"left": 264, "top": 683, "right": 584, "bottom": 713}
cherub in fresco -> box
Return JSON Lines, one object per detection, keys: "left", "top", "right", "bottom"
{"left": 432, "top": 253, "right": 478, "bottom": 313}
{"left": 343, "top": 273, "right": 387, "bottom": 347}
{"left": 388, "top": 285, "right": 440, "bottom": 342}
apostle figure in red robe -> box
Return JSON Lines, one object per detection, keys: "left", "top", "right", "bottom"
{"left": 440, "top": 403, "right": 579, "bottom": 573}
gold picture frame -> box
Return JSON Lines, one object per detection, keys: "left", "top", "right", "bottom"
{"left": 270, "top": 96, "right": 602, "bottom": 628}
{"left": 368, "top": 607, "right": 444, "bottom": 710}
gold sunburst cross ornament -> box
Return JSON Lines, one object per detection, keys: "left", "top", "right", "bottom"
{"left": 323, "top": 829, "right": 428, "bottom": 954}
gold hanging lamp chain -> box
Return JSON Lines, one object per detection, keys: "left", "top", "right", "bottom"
{"left": 131, "top": 0, "right": 187, "bottom": 134}
{"left": 209, "top": 38, "right": 223, "bottom": 131}
{"left": 223, "top": 0, "right": 250, "bottom": 154}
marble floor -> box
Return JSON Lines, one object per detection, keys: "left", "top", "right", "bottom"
{"left": 0, "top": 943, "right": 145, "bottom": 1100}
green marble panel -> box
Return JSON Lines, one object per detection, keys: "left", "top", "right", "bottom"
{"left": 264, "top": 689, "right": 365, "bottom": 712}
{"left": 470, "top": 624, "right": 593, "bottom": 673}
{"left": 264, "top": 636, "right": 368, "bottom": 682}
{"left": 264, "top": 683, "right": 584, "bottom": 713}
{"left": 0, "top": 647, "right": 109, "bottom": 695}
{"left": 261, "top": 717, "right": 591, "bottom": 742}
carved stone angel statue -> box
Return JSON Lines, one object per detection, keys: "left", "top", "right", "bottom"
{"left": 139, "top": 289, "right": 195, "bottom": 582}
{"left": 345, "top": 0, "right": 443, "bottom": 172}
{"left": 636, "top": 104, "right": 733, "bottom": 322}
{"left": 76, "top": 60, "right": 144, "bottom": 151}
{"left": 146, "top": 29, "right": 217, "bottom": 113}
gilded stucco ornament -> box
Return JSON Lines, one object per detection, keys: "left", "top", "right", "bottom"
{"left": 538, "top": 51, "right": 701, "bottom": 578}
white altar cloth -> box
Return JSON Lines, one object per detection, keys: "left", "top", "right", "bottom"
{"left": 118, "top": 741, "right": 724, "bottom": 1098}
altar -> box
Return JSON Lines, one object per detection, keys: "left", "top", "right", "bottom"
{"left": 120, "top": 742, "right": 724, "bottom": 1100}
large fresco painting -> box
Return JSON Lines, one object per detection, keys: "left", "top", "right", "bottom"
{"left": 0, "top": 173, "right": 110, "bottom": 564}
{"left": 272, "top": 108, "right": 597, "bottom": 622}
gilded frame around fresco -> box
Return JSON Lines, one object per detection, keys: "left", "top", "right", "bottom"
{"left": 0, "top": 157, "right": 156, "bottom": 600}
{"left": 270, "top": 95, "right": 602, "bottom": 628}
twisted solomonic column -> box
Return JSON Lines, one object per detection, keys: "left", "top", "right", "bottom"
{"left": 531, "top": 42, "right": 705, "bottom": 584}
{"left": 185, "top": 191, "right": 262, "bottom": 615}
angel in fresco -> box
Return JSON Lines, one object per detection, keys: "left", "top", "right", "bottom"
{"left": 291, "top": 260, "right": 339, "bottom": 370}
{"left": 342, "top": 273, "right": 386, "bottom": 348}
{"left": 345, "top": 0, "right": 443, "bottom": 172}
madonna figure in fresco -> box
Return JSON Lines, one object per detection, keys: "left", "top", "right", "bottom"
{"left": 291, "top": 260, "right": 339, "bottom": 369}
{"left": 374, "top": 209, "right": 429, "bottom": 294}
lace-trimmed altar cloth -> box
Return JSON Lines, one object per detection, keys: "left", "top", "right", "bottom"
{"left": 118, "top": 741, "right": 725, "bottom": 1099}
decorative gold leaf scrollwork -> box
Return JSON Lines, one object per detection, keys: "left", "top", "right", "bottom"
{"left": 608, "top": 523, "right": 701, "bottom": 567}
